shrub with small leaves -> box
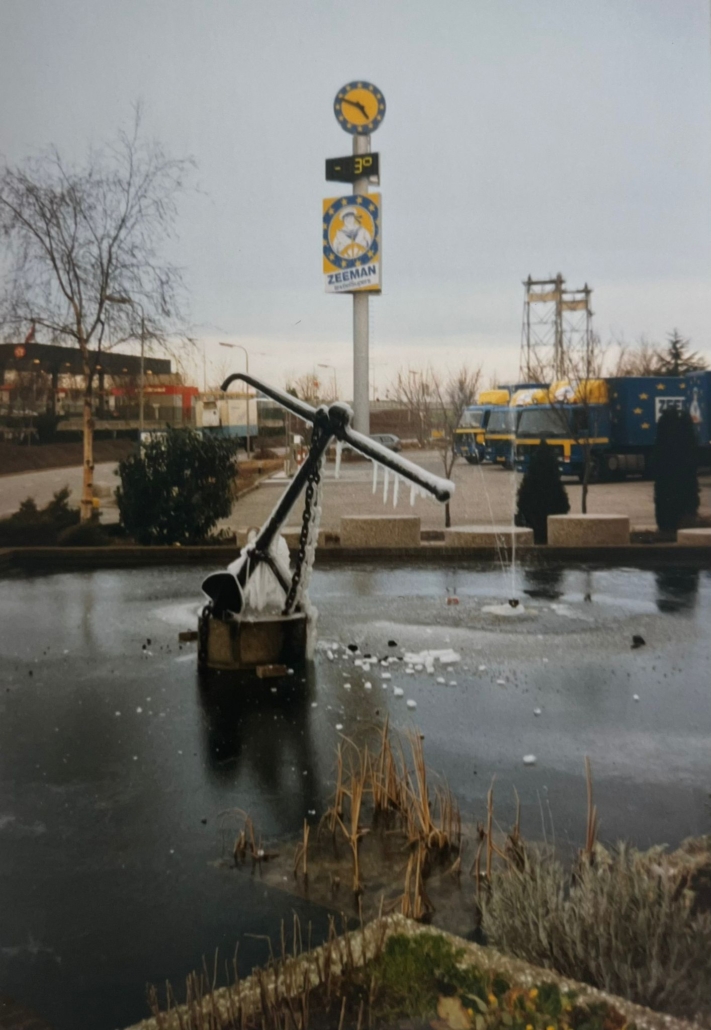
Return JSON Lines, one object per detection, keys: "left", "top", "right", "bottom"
{"left": 0, "top": 486, "right": 79, "bottom": 545}
{"left": 116, "top": 428, "right": 239, "bottom": 545}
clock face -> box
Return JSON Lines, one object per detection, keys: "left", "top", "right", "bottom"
{"left": 334, "top": 81, "right": 386, "bottom": 135}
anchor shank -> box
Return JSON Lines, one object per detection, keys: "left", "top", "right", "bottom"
{"left": 250, "top": 417, "right": 333, "bottom": 557}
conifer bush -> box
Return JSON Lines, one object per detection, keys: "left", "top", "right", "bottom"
{"left": 654, "top": 408, "right": 699, "bottom": 533}
{"left": 116, "top": 428, "right": 239, "bottom": 545}
{"left": 516, "top": 439, "right": 570, "bottom": 544}
{"left": 0, "top": 486, "right": 79, "bottom": 545}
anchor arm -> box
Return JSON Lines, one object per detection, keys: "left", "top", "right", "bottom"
{"left": 337, "top": 422, "right": 454, "bottom": 502}
{"left": 221, "top": 373, "right": 317, "bottom": 425}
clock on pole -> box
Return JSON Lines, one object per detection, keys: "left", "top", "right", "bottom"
{"left": 333, "top": 82, "right": 386, "bottom": 135}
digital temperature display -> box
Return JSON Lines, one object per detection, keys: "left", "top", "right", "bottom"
{"left": 325, "top": 153, "right": 380, "bottom": 185}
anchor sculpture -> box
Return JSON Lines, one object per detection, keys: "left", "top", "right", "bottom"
{"left": 199, "top": 373, "right": 454, "bottom": 670}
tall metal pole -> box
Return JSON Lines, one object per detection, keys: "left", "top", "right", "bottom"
{"left": 352, "top": 133, "right": 370, "bottom": 434}
{"left": 554, "top": 272, "right": 564, "bottom": 381}
{"left": 139, "top": 311, "right": 145, "bottom": 435}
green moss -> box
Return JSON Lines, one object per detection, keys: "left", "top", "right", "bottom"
{"left": 360, "top": 934, "right": 632, "bottom": 1030}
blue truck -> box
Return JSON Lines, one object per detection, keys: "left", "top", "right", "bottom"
{"left": 482, "top": 406, "right": 518, "bottom": 468}
{"left": 454, "top": 384, "right": 547, "bottom": 465}
{"left": 514, "top": 373, "right": 711, "bottom": 480}
{"left": 453, "top": 390, "right": 509, "bottom": 464}
{"left": 483, "top": 386, "right": 550, "bottom": 468}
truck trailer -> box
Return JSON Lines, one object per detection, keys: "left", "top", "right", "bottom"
{"left": 514, "top": 373, "right": 711, "bottom": 480}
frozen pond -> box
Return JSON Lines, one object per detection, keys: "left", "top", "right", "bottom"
{"left": 1, "top": 561, "right": 710, "bottom": 1029}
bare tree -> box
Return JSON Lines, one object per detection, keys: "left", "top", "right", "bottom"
{"left": 608, "top": 335, "right": 660, "bottom": 377}
{"left": 0, "top": 107, "right": 194, "bottom": 520}
{"left": 393, "top": 368, "right": 435, "bottom": 447}
{"left": 285, "top": 372, "right": 322, "bottom": 407}
{"left": 394, "top": 365, "right": 481, "bottom": 526}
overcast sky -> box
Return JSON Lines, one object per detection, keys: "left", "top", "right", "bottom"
{"left": 1, "top": 0, "right": 710, "bottom": 397}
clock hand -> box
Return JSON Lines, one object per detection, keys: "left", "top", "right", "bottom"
{"left": 342, "top": 97, "right": 369, "bottom": 118}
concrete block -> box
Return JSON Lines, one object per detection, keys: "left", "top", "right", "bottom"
{"left": 547, "top": 514, "right": 630, "bottom": 547}
{"left": 444, "top": 525, "right": 534, "bottom": 548}
{"left": 199, "top": 611, "right": 309, "bottom": 670}
{"left": 340, "top": 515, "right": 421, "bottom": 548}
{"left": 677, "top": 528, "right": 711, "bottom": 547}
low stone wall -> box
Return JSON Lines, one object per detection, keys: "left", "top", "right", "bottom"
{"left": 444, "top": 525, "right": 534, "bottom": 548}
{"left": 123, "top": 913, "right": 698, "bottom": 1030}
{"left": 677, "top": 528, "right": 711, "bottom": 547}
{"left": 548, "top": 514, "right": 630, "bottom": 547}
{"left": 340, "top": 515, "right": 421, "bottom": 548}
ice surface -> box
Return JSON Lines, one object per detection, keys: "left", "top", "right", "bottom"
{"left": 482, "top": 603, "right": 528, "bottom": 617}
{"left": 402, "top": 649, "right": 461, "bottom": 672}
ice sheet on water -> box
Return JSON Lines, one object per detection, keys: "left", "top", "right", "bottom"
{"left": 550, "top": 603, "right": 592, "bottom": 622}
{"left": 481, "top": 603, "right": 528, "bottom": 617}
{"left": 154, "top": 602, "right": 204, "bottom": 626}
{"left": 402, "top": 649, "right": 461, "bottom": 669}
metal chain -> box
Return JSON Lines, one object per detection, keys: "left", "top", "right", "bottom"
{"left": 282, "top": 427, "right": 323, "bottom": 615}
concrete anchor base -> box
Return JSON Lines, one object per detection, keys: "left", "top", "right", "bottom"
{"left": 198, "top": 611, "right": 311, "bottom": 671}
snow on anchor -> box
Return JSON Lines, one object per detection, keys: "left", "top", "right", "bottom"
{"left": 198, "top": 373, "right": 454, "bottom": 671}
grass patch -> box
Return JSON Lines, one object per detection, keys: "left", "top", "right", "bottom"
{"left": 482, "top": 844, "right": 711, "bottom": 1023}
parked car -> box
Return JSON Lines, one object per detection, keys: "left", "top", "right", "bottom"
{"left": 370, "top": 433, "right": 402, "bottom": 451}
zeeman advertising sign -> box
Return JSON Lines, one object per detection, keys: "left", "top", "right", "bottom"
{"left": 323, "top": 193, "right": 381, "bottom": 294}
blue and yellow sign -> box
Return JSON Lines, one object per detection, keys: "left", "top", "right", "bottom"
{"left": 334, "top": 82, "right": 385, "bottom": 135}
{"left": 323, "top": 193, "right": 381, "bottom": 293}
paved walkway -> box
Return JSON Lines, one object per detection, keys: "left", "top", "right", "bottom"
{"left": 0, "top": 462, "right": 119, "bottom": 518}
{"left": 225, "top": 451, "right": 711, "bottom": 533}
{"left": 2, "top": 450, "right": 709, "bottom": 532}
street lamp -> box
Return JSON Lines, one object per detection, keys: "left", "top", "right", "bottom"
{"left": 317, "top": 362, "right": 338, "bottom": 399}
{"left": 105, "top": 294, "right": 146, "bottom": 435}
{"left": 219, "top": 341, "right": 252, "bottom": 458}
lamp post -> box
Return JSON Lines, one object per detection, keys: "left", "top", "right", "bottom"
{"left": 219, "top": 342, "right": 252, "bottom": 457}
{"left": 105, "top": 294, "right": 146, "bottom": 435}
{"left": 317, "top": 362, "right": 338, "bottom": 400}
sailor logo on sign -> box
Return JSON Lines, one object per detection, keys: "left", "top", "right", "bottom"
{"left": 323, "top": 193, "right": 381, "bottom": 294}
